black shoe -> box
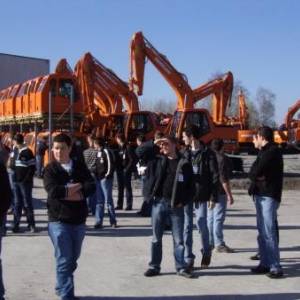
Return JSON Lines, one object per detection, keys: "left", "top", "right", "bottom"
{"left": 267, "top": 269, "right": 283, "bottom": 279}
{"left": 177, "top": 269, "right": 194, "bottom": 278}
{"left": 11, "top": 225, "right": 20, "bottom": 233}
{"left": 251, "top": 266, "right": 270, "bottom": 274}
{"left": 115, "top": 206, "right": 123, "bottom": 210}
{"left": 111, "top": 223, "right": 118, "bottom": 228}
{"left": 250, "top": 253, "right": 260, "bottom": 260}
{"left": 186, "top": 260, "right": 194, "bottom": 272}
{"left": 201, "top": 255, "right": 211, "bottom": 269}
{"left": 125, "top": 206, "right": 132, "bottom": 211}
{"left": 144, "top": 268, "right": 160, "bottom": 277}
{"left": 94, "top": 223, "right": 102, "bottom": 229}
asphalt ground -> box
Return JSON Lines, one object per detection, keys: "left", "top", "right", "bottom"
{"left": 2, "top": 172, "right": 300, "bottom": 300}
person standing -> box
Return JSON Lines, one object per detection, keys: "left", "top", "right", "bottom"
{"left": 93, "top": 137, "right": 117, "bottom": 229}
{"left": 83, "top": 134, "right": 98, "bottom": 215}
{"left": 0, "top": 161, "right": 13, "bottom": 300}
{"left": 36, "top": 136, "right": 48, "bottom": 178}
{"left": 114, "top": 133, "right": 135, "bottom": 210}
{"left": 43, "top": 133, "right": 96, "bottom": 300}
{"left": 207, "top": 139, "right": 235, "bottom": 253}
{"left": 248, "top": 126, "right": 284, "bottom": 279}
{"left": 10, "top": 133, "right": 36, "bottom": 233}
{"left": 141, "top": 135, "right": 195, "bottom": 278}
{"left": 181, "top": 125, "right": 219, "bottom": 270}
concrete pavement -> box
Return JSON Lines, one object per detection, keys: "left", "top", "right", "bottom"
{"left": 2, "top": 177, "right": 300, "bottom": 300}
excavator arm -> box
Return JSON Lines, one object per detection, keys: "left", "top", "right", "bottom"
{"left": 130, "top": 31, "right": 194, "bottom": 109}
{"left": 192, "top": 72, "right": 234, "bottom": 124}
{"left": 81, "top": 53, "right": 139, "bottom": 112}
{"left": 285, "top": 99, "right": 300, "bottom": 128}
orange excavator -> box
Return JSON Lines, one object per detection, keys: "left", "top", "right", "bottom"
{"left": 75, "top": 52, "right": 165, "bottom": 144}
{"left": 276, "top": 99, "right": 300, "bottom": 149}
{"left": 129, "top": 31, "right": 240, "bottom": 153}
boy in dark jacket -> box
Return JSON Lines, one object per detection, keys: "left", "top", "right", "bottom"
{"left": 181, "top": 125, "right": 219, "bottom": 270}
{"left": 115, "top": 133, "right": 136, "bottom": 210}
{"left": 43, "top": 133, "right": 96, "bottom": 300}
{"left": 10, "top": 133, "right": 36, "bottom": 233}
{"left": 248, "top": 126, "right": 283, "bottom": 279}
{"left": 141, "top": 135, "right": 195, "bottom": 278}
{"left": 93, "top": 137, "right": 117, "bottom": 229}
{"left": 0, "top": 162, "right": 12, "bottom": 300}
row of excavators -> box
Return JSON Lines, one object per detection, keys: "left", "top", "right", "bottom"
{"left": 0, "top": 31, "right": 298, "bottom": 158}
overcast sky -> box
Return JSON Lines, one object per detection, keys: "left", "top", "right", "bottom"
{"left": 1, "top": 0, "right": 300, "bottom": 124}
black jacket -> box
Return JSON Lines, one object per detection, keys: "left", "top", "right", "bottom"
{"left": 0, "top": 163, "right": 12, "bottom": 223}
{"left": 248, "top": 142, "right": 283, "bottom": 202}
{"left": 136, "top": 140, "right": 194, "bottom": 207}
{"left": 43, "top": 159, "right": 96, "bottom": 225}
{"left": 12, "top": 146, "right": 36, "bottom": 183}
{"left": 181, "top": 143, "right": 219, "bottom": 202}
{"left": 114, "top": 143, "right": 136, "bottom": 174}
{"left": 95, "top": 147, "right": 115, "bottom": 180}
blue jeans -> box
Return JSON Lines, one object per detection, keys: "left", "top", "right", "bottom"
{"left": 184, "top": 201, "right": 211, "bottom": 262}
{"left": 0, "top": 220, "right": 5, "bottom": 300}
{"left": 207, "top": 194, "right": 227, "bottom": 247}
{"left": 149, "top": 198, "right": 186, "bottom": 272}
{"left": 254, "top": 195, "right": 282, "bottom": 271}
{"left": 48, "top": 221, "right": 85, "bottom": 300}
{"left": 13, "top": 181, "right": 35, "bottom": 227}
{"left": 116, "top": 170, "right": 133, "bottom": 208}
{"left": 95, "top": 178, "right": 117, "bottom": 225}
{"left": 36, "top": 154, "right": 44, "bottom": 177}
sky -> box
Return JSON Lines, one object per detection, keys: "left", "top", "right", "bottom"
{"left": 1, "top": 0, "right": 300, "bottom": 125}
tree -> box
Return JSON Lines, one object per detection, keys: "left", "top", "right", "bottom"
{"left": 255, "top": 87, "right": 277, "bottom": 127}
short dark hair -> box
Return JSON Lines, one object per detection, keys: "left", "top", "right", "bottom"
{"left": 183, "top": 124, "right": 201, "bottom": 139}
{"left": 257, "top": 126, "right": 274, "bottom": 142}
{"left": 53, "top": 133, "right": 72, "bottom": 147}
{"left": 154, "top": 131, "right": 164, "bottom": 140}
{"left": 211, "top": 139, "right": 224, "bottom": 151}
{"left": 94, "top": 136, "right": 105, "bottom": 147}
{"left": 136, "top": 133, "right": 146, "bottom": 143}
{"left": 14, "top": 133, "right": 24, "bottom": 144}
{"left": 163, "top": 135, "right": 177, "bottom": 145}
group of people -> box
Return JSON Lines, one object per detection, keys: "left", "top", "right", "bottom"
{"left": 135, "top": 125, "right": 283, "bottom": 280}
{"left": 0, "top": 123, "right": 284, "bottom": 300}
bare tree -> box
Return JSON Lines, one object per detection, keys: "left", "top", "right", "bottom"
{"left": 255, "top": 87, "right": 277, "bottom": 127}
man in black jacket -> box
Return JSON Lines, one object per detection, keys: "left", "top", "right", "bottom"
{"left": 0, "top": 161, "right": 12, "bottom": 300}
{"left": 93, "top": 137, "right": 117, "bottom": 229}
{"left": 140, "top": 135, "right": 195, "bottom": 278}
{"left": 181, "top": 125, "right": 219, "bottom": 270}
{"left": 248, "top": 126, "right": 283, "bottom": 279}
{"left": 10, "top": 133, "right": 36, "bottom": 233}
{"left": 43, "top": 133, "right": 96, "bottom": 300}
{"left": 114, "top": 133, "right": 136, "bottom": 210}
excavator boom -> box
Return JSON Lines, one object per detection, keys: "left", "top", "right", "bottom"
{"left": 130, "top": 31, "right": 194, "bottom": 109}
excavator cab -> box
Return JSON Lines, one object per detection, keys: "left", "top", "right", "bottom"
{"left": 168, "top": 109, "right": 211, "bottom": 140}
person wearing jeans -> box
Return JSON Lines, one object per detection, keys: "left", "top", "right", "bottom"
{"left": 207, "top": 139, "right": 234, "bottom": 253}
{"left": 0, "top": 162, "right": 13, "bottom": 300}
{"left": 181, "top": 125, "right": 219, "bottom": 270}
{"left": 10, "top": 134, "right": 36, "bottom": 233}
{"left": 94, "top": 136, "right": 117, "bottom": 228}
{"left": 43, "top": 133, "right": 96, "bottom": 300}
{"left": 248, "top": 126, "right": 283, "bottom": 279}
{"left": 140, "top": 135, "right": 195, "bottom": 278}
